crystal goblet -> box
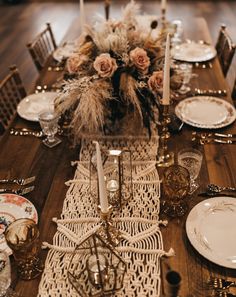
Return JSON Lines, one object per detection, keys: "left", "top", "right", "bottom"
{"left": 4, "top": 218, "right": 44, "bottom": 280}
{"left": 162, "top": 164, "right": 190, "bottom": 217}
{"left": 178, "top": 63, "right": 192, "bottom": 94}
{"left": 178, "top": 148, "right": 203, "bottom": 194}
{"left": 38, "top": 111, "right": 61, "bottom": 148}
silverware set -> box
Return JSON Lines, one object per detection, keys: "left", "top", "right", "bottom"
{"left": 193, "top": 88, "right": 227, "bottom": 97}
{"left": 206, "top": 277, "right": 236, "bottom": 297}
{"left": 10, "top": 128, "right": 44, "bottom": 138}
{"left": 0, "top": 176, "right": 35, "bottom": 195}
{"left": 192, "top": 132, "right": 236, "bottom": 145}
{"left": 10, "top": 127, "right": 64, "bottom": 138}
{"left": 194, "top": 62, "right": 213, "bottom": 69}
{"left": 198, "top": 182, "right": 236, "bottom": 197}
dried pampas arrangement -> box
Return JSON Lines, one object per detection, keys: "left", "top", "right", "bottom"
{"left": 55, "top": 0, "right": 181, "bottom": 141}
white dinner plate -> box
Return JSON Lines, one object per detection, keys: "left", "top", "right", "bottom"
{"left": 171, "top": 41, "right": 217, "bottom": 62}
{"left": 53, "top": 42, "right": 76, "bottom": 62}
{"left": 17, "top": 92, "right": 58, "bottom": 122}
{"left": 186, "top": 197, "right": 236, "bottom": 269}
{"left": 175, "top": 96, "right": 236, "bottom": 129}
{"left": 0, "top": 193, "right": 38, "bottom": 255}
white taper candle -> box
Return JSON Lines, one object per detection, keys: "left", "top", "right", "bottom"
{"left": 161, "top": 0, "right": 166, "bottom": 10}
{"left": 163, "top": 33, "right": 170, "bottom": 105}
{"left": 80, "top": 0, "right": 85, "bottom": 31}
{"left": 93, "top": 141, "right": 109, "bottom": 213}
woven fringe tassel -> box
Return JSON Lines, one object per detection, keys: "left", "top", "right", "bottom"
{"left": 163, "top": 248, "right": 175, "bottom": 257}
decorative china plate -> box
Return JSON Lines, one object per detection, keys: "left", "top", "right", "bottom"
{"left": 17, "top": 92, "right": 58, "bottom": 121}
{"left": 186, "top": 197, "right": 236, "bottom": 269}
{"left": 171, "top": 41, "right": 217, "bottom": 62}
{"left": 53, "top": 42, "right": 76, "bottom": 62}
{"left": 0, "top": 193, "right": 38, "bottom": 255}
{"left": 175, "top": 96, "right": 236, "bottom": 129}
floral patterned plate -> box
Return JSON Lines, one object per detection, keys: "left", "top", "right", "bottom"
{"left": 0, "top": 194, "right": 38, "bottom": 255}
{"left": 175, "top": 96, "right": 236, "bottom": 129}
{"left": 186, "top": 197, "right": 236, "bottom": 268}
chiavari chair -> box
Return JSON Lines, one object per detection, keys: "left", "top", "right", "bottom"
{"left": 215, "top": 24, "right": 236, "bottom": 77}
{"left": 27, "top": 23, "right": 57, "bottom": 72}
{"left": 0, "top": 65, "right": 27, "bottom": 135}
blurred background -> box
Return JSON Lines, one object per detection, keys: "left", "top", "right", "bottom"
{"left": 0, "top": 0, "right": 235, "bottom": 91}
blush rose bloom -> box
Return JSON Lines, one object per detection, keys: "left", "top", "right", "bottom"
{"left": 130, "top": 47, "right": 150, "bottom": 74}
{"left": 67, "top": 53, "right": 88, "bottom": 74}
{"left": 148, "top": 71, "right": 164, "bottom": 93}
{"left": 93, "top": 53, "right": 118, "bottom": 78}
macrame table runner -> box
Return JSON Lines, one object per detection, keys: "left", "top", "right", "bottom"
{"left": 38, "top": 135, "right": 171, "bottom": 297}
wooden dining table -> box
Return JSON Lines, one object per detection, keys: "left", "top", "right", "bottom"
{"left": 1, "top": 15, "right": 236, "bottom": 297}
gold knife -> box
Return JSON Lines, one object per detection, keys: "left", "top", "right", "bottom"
{"left": 0, "top": 186, "right": 35, "bottom": 195}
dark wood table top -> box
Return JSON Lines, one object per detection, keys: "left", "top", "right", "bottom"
{"left": 1, "top": 16, "right": 236, "bottom": 297}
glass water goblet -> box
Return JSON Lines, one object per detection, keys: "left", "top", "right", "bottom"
{"left": 38, "top": 111, "right": 62, "bottom": 148}
{"left": 162, "top": 165, "right": 190, "bottom": 217}
{"left": 0, "top": 250, "right": 11, "bottom": 297}
{"left": 178, "top": 148, "right": 203, "bottom": 194}
{"left": 178, "top": 63, "right": 192, "bottom": 94}
{"left": 171, "top": 19, "right": 183, "bottom": 45}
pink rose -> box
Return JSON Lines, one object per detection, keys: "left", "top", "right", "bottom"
{"left": 67, "top": 54, "right": 88, "bottom": 74}
{"left": 93, "top": 53, "right": 118, "bottom": 78}
{"left": 130, "top": 47, "right": 150, "bottom": 74}
{"left": 148, "top": 71, "right": 163, "bottom": 93}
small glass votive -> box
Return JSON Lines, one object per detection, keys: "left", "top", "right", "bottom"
{"left": 4, "top": 218, "right": 44, "bottom": 280}
{"left": 86, "top": 254, "right": 108, "bottom": 288}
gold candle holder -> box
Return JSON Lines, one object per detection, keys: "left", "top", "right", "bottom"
{"left": 104, "top": 0, "right": 111, "bottom": 21}
{"left": 156, "top": 104, "right": 174, "bottom": 167}
{"left": 97, "top": 205, "right": 121, "bottom": 247}
{"left": 161, "top": 8, "right": 166, "bottom": 29}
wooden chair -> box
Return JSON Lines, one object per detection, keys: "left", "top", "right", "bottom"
{"left": 232, "top": 78, "right": 236, "bottom": 102}
{"left": 215, "top": 24, "right": 236, "bottom": 77}
{"left": 27, "top": 23, "right": 57, "bottom": 72}
{"left": 0, "top": 65, "right": 27, "bottom": 135}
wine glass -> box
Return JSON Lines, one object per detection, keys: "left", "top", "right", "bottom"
{"left": 38, "top": 111, "right": 62, "bottom": 148}
{"left": 178, "top": 63, "right": 192, "bottom": 94}
{"left": 171, "top": 19, "right": 183, "bottom": 45}
{"left": 0, "top": 250, "right": 11, "bottom": 297}
{"left": 178, "top": 148, "right": 203, "bottom": 194}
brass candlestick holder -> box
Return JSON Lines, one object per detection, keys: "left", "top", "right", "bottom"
{"left": 161, "top": 8, "right": 166, "bottom": 29}
{"left": 97, "top": 205, "right": 121, "bottom": 247}
{"left": 104, "top": 0, "right": 111, "bottom": 21}
{"left": 156, "top": 104, "right": 174, "bottom": 167}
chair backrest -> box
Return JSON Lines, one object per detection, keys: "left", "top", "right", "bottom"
{"left": 27, "top": 23, "right": 57, "bottom": 72}
{"left": 0, "top": 65, "right": 27, "bottom": 134}
{"left": 232, "top": 78, "right": 236, "bottom": 102}
{"left": 215, "top": 24, "right": 236, "bottom": 77}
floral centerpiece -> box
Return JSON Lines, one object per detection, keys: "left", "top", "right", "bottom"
{"left": 55, "top": 0, "right": 181, "bottom": 140}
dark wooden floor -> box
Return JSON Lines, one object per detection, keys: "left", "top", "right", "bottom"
{"left": 0, "top": 0, "right": 236, "bottom": 91}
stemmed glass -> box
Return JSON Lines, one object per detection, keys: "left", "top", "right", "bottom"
{"left": 38, "top": 111, "right": 62, "bottom": 148}
{"left": 178, "top": 148, "right": 203, "bottom": 194}
{"left": 171, "top": 19, "right": 183, "bottom": 45}
{"left": 178, "top": 63, "right": 193, "bottom": 94}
